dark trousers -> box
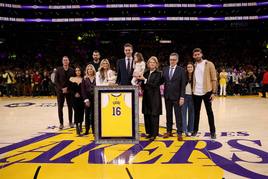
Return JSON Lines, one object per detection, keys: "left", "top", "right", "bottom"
{"left": 57, "top": 92, "right": 73, "bottom": 125}
{"left": 85, "top": 104, "right": 94, "bottom": 133}
{"left": 164, "top": 98, "right": 183, "bottom": 134}
{"left": 6, "top": 84, "right": 14, "bottom": 96}
{"left": 144, "top": 114, "right": 160, "bottom": 137}
{"left": 33, "top": 84, "right": 40, "bottom": 96}
{"left": 73, "top": 97, "right": 84, "bottom": 124}
{"left": 262, "top": 84, "right": 268, "bottom": 97}
{"left": 193, "top": 91, "right": 216, "bottom": 134}
{"left": 24, "top": 84, "right": 32, "bottom": 96}
{"left": 73, "top": 97, "right": 84, "bottom": 134}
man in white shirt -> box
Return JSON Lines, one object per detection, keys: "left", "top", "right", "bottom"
{"left": 192, "top": 48, "right": 217, "bottom": 139}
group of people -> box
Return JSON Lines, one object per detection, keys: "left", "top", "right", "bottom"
{"left": 217, "top": 66, "right": 268, "bottom": 97}
{"left": 55, "top": 43, "right": 218, "bottom": 140}
{"left": 0, "top": 68, "right": 55, "bottom": 97}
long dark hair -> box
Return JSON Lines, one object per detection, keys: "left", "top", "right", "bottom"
{"left": 186, "top": 62, "right": 194, "bottom": 89}
{"left": 74, "top": 66, "right": 84, "bottom": 78}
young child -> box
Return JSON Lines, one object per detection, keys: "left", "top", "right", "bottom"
{"left": 131, "top": 52, "right": 146, "bottom": 86}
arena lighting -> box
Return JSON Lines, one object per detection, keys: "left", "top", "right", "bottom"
{"left": 77, "top": 36, "right": 82, "bottom": 41}
{"left": 0, "top": 2, "right": 268, "bottom": 9}
{"left": 100, "top": 40, "right": 111, "bottom": 44}
{"left": 159, "top": 40, "right": 172, "bottom": 44}
{"left": 1, "top": 15, "right": 268, "bottom": 22}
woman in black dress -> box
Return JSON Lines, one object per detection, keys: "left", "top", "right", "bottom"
{"left": 138, "top": 56, "right": 162, "bottom": 140}
{"left": 81, "top": 64, "right": 96, "bottom": 135}
{"left": 69, "top": 66, "right": 84, "bottom": 136}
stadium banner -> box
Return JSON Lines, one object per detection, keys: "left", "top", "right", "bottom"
{"left": 94, "top": 86, "right": 139, "bottom": 144}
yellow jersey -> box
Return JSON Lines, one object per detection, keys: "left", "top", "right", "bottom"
{"left": 101, "top": 93, "right": 132, "bottom": 137}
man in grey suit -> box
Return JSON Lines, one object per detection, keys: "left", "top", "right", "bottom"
{"left": 162, "top": 53, "right": 186, "bottom": 141}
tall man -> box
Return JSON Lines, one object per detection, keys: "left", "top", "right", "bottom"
{"left": 192, "top": 48, "right": 217, "bottom": 139}
{"left": 116, "top": 43, "right": 134, "bottom": 85}
{"left": 90, "top": 50, "right": 101, "bottom": 71}
{"left": 162, "top": 53, "right": 185, "bottom": 141}
{"left": 55, "top": 56, "right": 75, "bottom": 130}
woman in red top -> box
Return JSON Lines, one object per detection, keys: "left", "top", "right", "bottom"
{"left": 261, "top": 67, "right": 268, "bottom": 98}
{"left": 32, "top": 71, "right": 42, "bottom": 96}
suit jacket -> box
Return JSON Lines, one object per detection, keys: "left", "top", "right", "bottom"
{"left": 193, "top": 60, "right": 217, "bottom": 94}
{"left": 141, "top": 70, "right": 162, "bottom": 115}
{"left": 81, "top": 77, "right": 96, "bottom": 101}
{"left": 54, "top": 66, "right": 75, "bottom": 94}
{"left": 116, "top": 58, "right": 134, "bottom": 85}
{"left": 162, "top": 66, "right": 186, "bottom": 100}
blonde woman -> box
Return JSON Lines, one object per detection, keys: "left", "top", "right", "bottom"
{"left": 96, "top": 59, "right": 117, "bottom": 86}
{"left": 81, "top": 64, "right": 96, "bottom": 135}
{"left": 138, "top": 56, "right": 162, "bottom": 141}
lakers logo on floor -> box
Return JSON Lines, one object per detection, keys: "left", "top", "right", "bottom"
{"left": 1, "top": 125, "right": 268, "bottom": 178}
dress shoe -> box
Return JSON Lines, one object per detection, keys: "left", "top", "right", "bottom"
{"left": 191, "top": 132, "right": 197, "bottom": 137}
{"left": 77, "top": 133, "right": 83, "bottom": 137}
{"left": 163, "top": 132, "right": 173, "bottom": 138}
{"left": 177, "top": 134, "right": 183, "bottom": 141}
{"left": 211, "top": 133, "right": 216, "bottom": 139}
{"left": 59, "top": 124, "right": 64, "bottom": 130}
{"left": 145, "top": 135, "right": 152, "bottom": 139}
{"left": 149, "top": 136, "right": 156, "bottom": 141}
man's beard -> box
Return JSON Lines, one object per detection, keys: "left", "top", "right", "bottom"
{"left": 195, "top": 57, "right": 202, "bottom": 62}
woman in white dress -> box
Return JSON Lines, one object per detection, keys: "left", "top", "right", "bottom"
{"left": 96, "top": 59, "right": 117, "bottom": 86}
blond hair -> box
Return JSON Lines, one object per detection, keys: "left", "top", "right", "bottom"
{"left": 84, "top": 64, "right": 96, "bottom": 79}
{"left": 98, "top": 59, "right": 110, "bottom": 80}
{"left": 147, "top": 56, "right": 159, "bottom": 69}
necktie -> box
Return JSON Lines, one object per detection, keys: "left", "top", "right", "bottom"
{"left": 127, "top": 59, "right": 131, "bottom": 74}
{"left": 169, "top": 67, "right": 174, "bottom": 80}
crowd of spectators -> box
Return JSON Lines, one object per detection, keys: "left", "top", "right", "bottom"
{"left": 0, "top": 30, "right": 267, "bottom": 97}
{"left": 1, "top": 61, "right": 267, "bottom": 97}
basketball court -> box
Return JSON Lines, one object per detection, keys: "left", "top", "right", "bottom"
{"left": 0, "top": 96, "right": 268, "bottom": 179}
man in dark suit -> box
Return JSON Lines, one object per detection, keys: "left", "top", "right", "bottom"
{"left": 162, "top": 53, "right": 186, "bottom": 141}
{"left": 54, "top": 56, "right": 75, "bottom": 130}
{"left": 116, "top": 43, "right": 134, "bottom": 85}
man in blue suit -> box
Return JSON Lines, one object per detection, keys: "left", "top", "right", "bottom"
{"left": 116, "top": 43, "right": 134, "bottom": 85}
{"left": 162, "top": 53, "right": 186, "bottom": 141}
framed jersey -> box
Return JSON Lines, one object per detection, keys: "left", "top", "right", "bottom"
{"left": 94, "top": 86, "right": 139, "bottom": 144}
